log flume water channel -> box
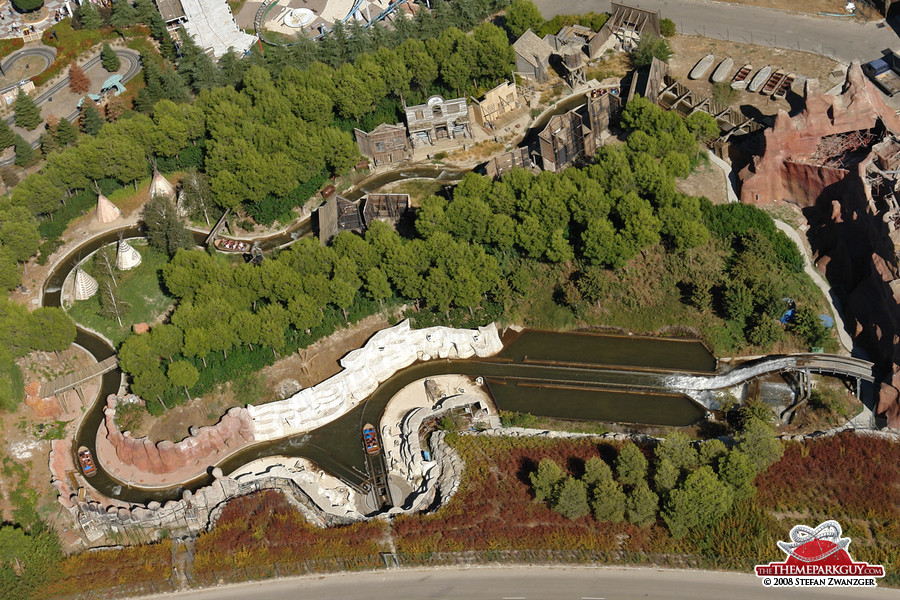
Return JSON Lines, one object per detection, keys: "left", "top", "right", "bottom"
{"left": 41, "top": 205, "right": 878, "bottom": 505}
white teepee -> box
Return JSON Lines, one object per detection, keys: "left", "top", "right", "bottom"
{"left": 116, "top": 239, "right": 142, "bottom": 271}
{"left": 149, "top": 170, "right": 176, "bottom": 201}
{"left": 73, "top": 268, "right": 99, "bottom": 300}
{"left": 96, "top": 194, "right": 121, "bottom": 223}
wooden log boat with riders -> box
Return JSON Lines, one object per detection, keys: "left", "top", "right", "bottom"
{"left": 78, "top": 446, "right": 97, "bottom": 478}
{"left": 363, "top": 423, "right": 380, "bottom": 455}
{"left": 214, "top": 238, "right": 250, "bottom": 253}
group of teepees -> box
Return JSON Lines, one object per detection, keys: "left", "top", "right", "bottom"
{"left": 79, "top": 165, "right": 180, "bottom": 301}
{"left": 93, "top": 162, "right": 179, "bottom": 225}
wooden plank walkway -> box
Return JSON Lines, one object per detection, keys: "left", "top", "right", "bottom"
{"left": 40, "top": 356, "right": 118, "bottom": 398}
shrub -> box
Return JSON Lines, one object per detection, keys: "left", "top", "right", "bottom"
{"left": 630, "top": 36, "right": 671, "bottom": 67}
{"left": 659, "top": 18, "right": 676, "bottom": 37}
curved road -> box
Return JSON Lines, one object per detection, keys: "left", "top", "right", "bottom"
{"left": 143, "top": 566, "right": 896, "bottom": 600}
{"left": 1, "top": 47, "right": 141, "bottom": 165}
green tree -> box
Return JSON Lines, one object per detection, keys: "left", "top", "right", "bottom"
{"left": 553, "top": 476, "right": 590, "bottom": 520}
{"left": 591, "top": 477, "right": 626, "bottom": 523}
{"left": 13, "top": 89, "right": 41, "bottom": 131}
{"left": 530, "top": 458, "right": 564, "bottom": 503}
{"left": 630, "top": 36, "right": 671, "bottom": 67}
{"left": 28, "top": 307, "right": 75, "bottom": 356}
{"left": 616, "top": 442, "right": 648, "bottom": 487}
{"left": 791, "top": 305, "right": 829, "bottom": 348}
{"left": 663, "top": 466, "right": 734, "bottom": 538}
{"left": 76, "top": 1, "right": 103, "bottom": 29}
{"left": 698, "top": 439, "right": 728, "bottom": 466}
{"left": 13, "top": 0, "right": 43, "bottom": 12}
{"left": 685, "top": 111, "right": 719, "bottom": 153}
{"left": 167, "top": 360, "right": 198, "bottom": 400}
{"left": 505, "top": 0, "right": 544, "bottom": 38}
{"left": 582, "top": 456, "right": 613, "bottom": 488}
{"left": 101, "top": 44, "right": 121, "bottom": 72}
{"left": 736, "top": 417, "right": 784, "bottom": 473}
{"left": 118, "top": 333, "right": 158, "bottom": 377}
{"left": 655, "top": 431, "right": 699, "bottom": 472}
{"left": 131, "top": 366, "right": 170, "bottom": 408}
{"left": 363, "top": 267, "right": 392, "bottom": 307}
{"left": 109, "top": 0, "right": 139, "bottom": 29}
{"left": 55, "top": 118, "right": 79, "bottom": 147}
{"left": 626, "top": 483, "right": 659, "bottom": 527}
{"left": 149, "top": 324, "right": 183, "bottom": 362}
{"left": 653, "top": 456, "right": 679, "bottom": 492}
{"left": 80, "top": 103, "right": 104, "bottom": 135}
{"left": 0, "top": 120, "right": 15, "bottom": 149}
{"left": 0, "top": 212, "right": 40, "bottom": 262}
{"left": 13, "top": 135, "right": 37, "bottom": 168}
{"left": 718, "top": 449, "right": 757, "bottom": 501}
{"left": 141, "top": 195, "right": 193, "bottom": 257}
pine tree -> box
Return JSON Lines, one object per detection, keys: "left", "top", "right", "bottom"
{"left": 529, "top": 458, "right": 564, "bottom": 503}
{"left": 40, "top": 132, "right": 59, "bottom": 155}
{"left": 626, "top": 483, "right": 659, "bottom": 527}
{"left": 80, "top": 103, "right": 104, "bottom": 135}
{"left": 13, "top": 135, "right": 36, "bottom": 168}
{"left": 68, "top": 63, "right": 90, "bottom": 95}
{"left": 55, "top": 118, "right": 78, "bottom": 146}
{"left": 77, "top": 2, "right": 103, "bottom": 29}
{"left": 100, "top": 43, "right": 121, "bottom": 72}
{"left": 0, "top": 120, "right": 15, "bottom": 149}
{"left": 13, "top": 88, "right": 41, "bottom": 131}
{"left": 616, "top": 442, "right": 649, "bottom": 487}
{"left": 553, "top": 476, "right": 590, "bottom": 520}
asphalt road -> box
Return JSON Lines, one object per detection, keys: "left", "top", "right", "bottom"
{"left": 142, "top": 567, "right": 897, "bottom": 600}
{"left": 532, "top": 0, "right": 899, "bottom": 64}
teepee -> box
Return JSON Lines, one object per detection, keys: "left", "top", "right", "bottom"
{"left": 73, "top": 268, "right": 99, "bottom": 300}
{"left": 149, "top": 170, "right": 176, "bottom": 201}
{"left": 116, "top": 239, "right": 142, "bottom": 271}
{"left": 95, "top": 193, "right": 121, "bottom": 223}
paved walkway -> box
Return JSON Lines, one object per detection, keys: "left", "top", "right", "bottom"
{"left": 0, "top": 1, "right": 70, "bottom": 40}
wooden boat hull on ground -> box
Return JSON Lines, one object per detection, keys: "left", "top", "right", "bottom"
{"left": 748, "top": 66, "right": 772, "bottom": 92}
{"left": 690, "top": 54, "right": 715, "bottom": 80}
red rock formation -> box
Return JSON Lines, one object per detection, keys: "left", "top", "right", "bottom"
{"left": 102, "top": 395, "right": 255, "bottom": 475}
{"left": 739, "top": 62, "right": 900, "bottom": 427}
{"left": 741, "top": 62, "right": 900, "bottom": 207}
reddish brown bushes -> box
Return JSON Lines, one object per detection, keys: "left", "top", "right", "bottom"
{"left": 192, "top": 490, "right": 385, "bottom": 573}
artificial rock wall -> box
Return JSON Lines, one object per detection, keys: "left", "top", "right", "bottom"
{"left": 247, "top": 320, "right": 503, "bottom": 440}
{"left": 739, "top": 62, "right": 900, "bottom": 427}
{"left": 102, "top": 395, "right": 255, "bottom": 475}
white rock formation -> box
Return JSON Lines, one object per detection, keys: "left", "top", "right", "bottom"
{"left": 73, "top": 268, "right": 99, "bottom": 300}
{"left": 95, "top": 194, "right": 121, "bottom": 223}
{"left": 115, "top": 239, "right": 142, "bottom": 270}
{"left": 247, "top": 320, "right": 503, "bottom": 441}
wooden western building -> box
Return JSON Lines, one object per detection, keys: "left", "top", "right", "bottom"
{"left": 354, "top": 123, "right": 412, "bottom": 167}
{"left": 318, "top": 195, "right": 364, "bottom": 245}
{"left": 471, "top": 81, "right": 520, "bottom": 130}
{"left": 404, "top": 96, "right": 471, "bottom": 148}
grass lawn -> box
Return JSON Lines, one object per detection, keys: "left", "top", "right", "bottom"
{"left": 66, "top": 242, "right": 173, "bottom": 346}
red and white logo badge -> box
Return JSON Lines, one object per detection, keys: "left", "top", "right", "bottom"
{"left": 755, "top": 520, "right": 885, "bottom": 587}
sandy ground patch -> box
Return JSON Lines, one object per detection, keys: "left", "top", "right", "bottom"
{"left": 721, "top": 0, "right": 877, "bottom": 19}
{"left": 677, "top": 159, "right": 729, "bottom": 204}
